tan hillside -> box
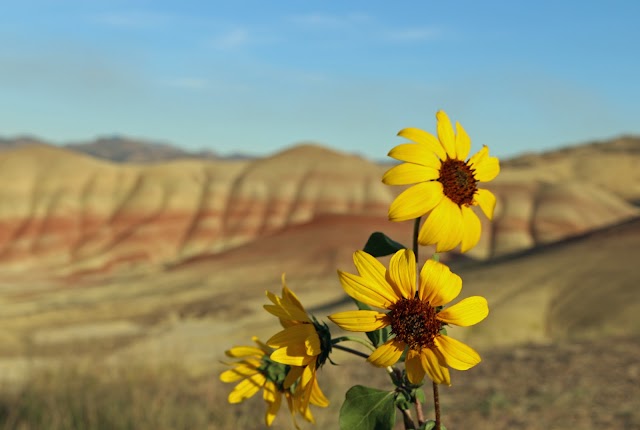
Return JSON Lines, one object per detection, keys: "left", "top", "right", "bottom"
{"left": 0, "top": 136, "right": 638, "bottom": 384}
{"left": 0, "top": 138, "right": 638, "bottom": 279}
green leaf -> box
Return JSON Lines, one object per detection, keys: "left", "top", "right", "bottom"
{"left": 340, "top": 385, "right": 396, "bottom": 430}
{"left": 415, "top": 388, "right": 425, "bottom": 403}
{"left": 363, "top": 232, "right": 406, "bottom": 257}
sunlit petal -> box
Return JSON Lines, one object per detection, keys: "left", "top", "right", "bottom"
{"left": 328, "top": 310, "right": 389, "bottom": 332}
{"left": 338, "top": 270, "right": 397, "bottom": 309}
{"left": 418, "top": 199, "right": 463, "bottom": 252}
{"left": 225, "top": 346, "right": 265, "bottom": 358}
{"left": 434, "top": 335, "right": 481, "bottom": 371}
{"left": 421, "top": 348, "right": 451, "bottom": 386}
{"left": 437, "top": 296, "right": 489, "bottom": 327}
{"left": 455, "top": 121, "right": 471, "bottom": 160}
{"left": 387, "top": 249, "right": 417, "bottom": 299}
{"left": 265, "top": 384, "right": 282, "bottom": 426}
{"left": 418, "top": 259, "right": 462, "bottom": 306}
{"left": 367, "top": 338, "right": 405, "bottom": 367}
{"left": 309, "top": 376, "right": 330, "bottom": 407}
{"left": 405, "top": 349, "right": 426, "bottom": 384}
{"left": 382, "top": 163, "right": 440, "bottom": 185}
{"left": 220, "top": 363, "right": 259, "bottom": 383}
{"left": 387, "top": 143, "right": 442, "bottom": 168}
{"left": 473, "top": 188, "right": 497, "bottom": 220}
{"left": 353, "top": 251, "right": 396, "bottom": 298}
{"left": 397, "top": 127, "right": 447, "bottom": 160}
{"left": 228, "top": 373, "right": 266, "bottom": 404}
{"left": 473, "top": 153, "right": 500, "bottom": 182}
{"left": 388, "top": 181, "right": 444, "bottom": 222}
{"left": 436, "top": 111, "right": 456, "bottom": 158}
{"left": 459, "top": 205, "right": 482, "bottom": 253}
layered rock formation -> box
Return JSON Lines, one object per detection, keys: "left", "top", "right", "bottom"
{"left": 0, "top": 138, "right": 638, "bottom": 276}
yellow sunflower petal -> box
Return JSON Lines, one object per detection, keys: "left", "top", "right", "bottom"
{"left": 309, "top": 376, "right": 329, "bottom": 407}
{"left": 228, "top": 373, "right": 266, "bottom": 404}
{"left": 436, "top": 110, "right": 456, "bottom": 159}
{"left": 434, "top": 335, "right": 481, "bottom": 371}
{"left": 284, "top": 365, "right": 304, "bottom": 389}
{"left": 421, "top": 348, "right": 451, "bottom": 386}
{"left": 282, "top": 282, "right": 310, "bottom": 319}
{"left": 473, "top": 188, "right": 497, "bottom": 220}
{"left": 263, "top": 379, "right": 277, "bottom": 403}
{"left": 397, "top": 127, "right": 447, "bottom": 160}
{"left": 405, "top": 349, "right": 426, "bottom": 384}
{"left": 388, "top": 181, "right": 444, "bottom": 222}
{"left": 264, "top": 289, "right": 310, "bottom": 323}
{"left": 387, "top": 143, "right": 443, "bottom": 168}
{"left": 459, "top": 205, "right": 482, "bottom": 253}
{"left": 418, "top": 259, "right": 462, "bottom": 307}
{"left": 271, "top": 348, "right": 314, "bottom": 366}
{"left": 225, "top": 346, "right": 265, "bottom": 358}
{"left": 469, "top": 146, "right": 499, "bottom": 182}
{"left": 251, "top": 336, "right": 273, "bottom": 354}
{"left": 220, "top": 363, "right": 259, "bottom": 383}
{"left": 265, "top": 385, "right": 282, "bottom": 426}
{"left": 328, "top": 310, "right": 389, "bottom": 332}
{"left": 437, "top": 296, "right": 489, "bottom": 327}
{"left": 382, "top": 163, "right": 440, "bottom": 185}
{"left": 367, "top": 338, "right": 405, "bottom": 367}
{"left": 418, "top": 198, "right": 463, "bottom": 252}
{"left": 338, "top": 270, "right": 397, "bottom": 309}
{"left": 387, "top": 249, "right": 416, "bottom": 299}
{"left": 353, "top": 251, "right": 393, "bottom": 296}
{"left": 468, "top": 145, "right": 488, "bottom": 168}
{"left": 455, "top": 121, "right": 471, "bottom": 160}
{"left": 268, "top": 324, "right": 318, "bottom": 354}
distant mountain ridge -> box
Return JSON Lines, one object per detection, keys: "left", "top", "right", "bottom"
{"left": 0, "top": 135, "right": 255, "bottom": 162}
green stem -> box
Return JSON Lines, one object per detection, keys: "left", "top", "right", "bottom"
{"left": 413, "top": 217, "right": 421, "bottom": 262}
{"left": 433, "top": 380, "right": 441, "bottom": 430}
{"left": 332, "top": 344, "right": 370, "bottom": 360}
{"left": 331, "top": 336, "right": 376, "bottom": 351}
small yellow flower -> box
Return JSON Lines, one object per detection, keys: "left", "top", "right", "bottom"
{"left": 265, "top": 275, "right": 330, "bottom": 423}
{"left": 329, "top": 249, "right": 488, "bottom": 385}
{"left": 220, "top": 337, "right": 293, "bottom": 427}
{"left": 383, "top": 110, "right": 500, "bottom": 252}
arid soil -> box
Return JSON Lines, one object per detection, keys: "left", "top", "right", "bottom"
{"left": 212, "top": 336, "right": 639, "bottom": 430}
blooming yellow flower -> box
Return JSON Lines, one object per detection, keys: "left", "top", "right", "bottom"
{"left": 383, "top": 110, "right": 500, "bottom": 252}
{"left": 328, "top": 249, "right": 488, "bottom": 385}
{"left": 265, "top": 275, "right": 330, "bottom": 423}
{"left": 220, "top": 337, "right": 294, "bottom": 427}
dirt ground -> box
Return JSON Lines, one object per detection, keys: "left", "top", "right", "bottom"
{"left": 238, "top": 335, "right": 640, "bottom": 430}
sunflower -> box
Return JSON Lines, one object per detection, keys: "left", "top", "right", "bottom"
{"left": 264, "top": 275, "right": 330, "bottom": 423}
{"left": 220, "top": 336, "right": 294, "bottom": 427}
{"left": 328, "top": 249, "right": 488, "bottom": 385}
{"left": 383, "top": 110, "right": 500, "bottom": 252}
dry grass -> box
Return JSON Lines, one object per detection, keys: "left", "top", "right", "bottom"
{"left": 0, "top": 336, "right": 638, "bottom": 430}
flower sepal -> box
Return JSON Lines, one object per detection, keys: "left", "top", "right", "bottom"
{"left": 362, "top": 231, "right": 407, "bottom": 258}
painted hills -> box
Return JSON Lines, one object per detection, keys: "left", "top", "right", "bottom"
{"left": 0, "top": 135, "right": 638, "bottom": 384}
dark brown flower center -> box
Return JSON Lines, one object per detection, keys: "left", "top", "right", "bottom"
{"left": 438, "top": 158, "right": 478, "bottom": 206}
{"left": 388, "top": 297, "right": 442, "bottom": 351}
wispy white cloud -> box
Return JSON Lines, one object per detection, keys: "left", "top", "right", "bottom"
{"left": 382, "top": 27, "right": 442, "bottom": 42}
{"left": 211, "top": 28, "right": 251, "bottom": 50}
{"left": 160, "top": 77, "right": 209, "bottom": 90}
{"left": 157, "top": 77, "right": 252, "bottom": 94}
{"left": 287, "top": 12, "right": 370, "bottom": 28}
{"left": 93, "top": 11, "right": 172, "bottom": 29}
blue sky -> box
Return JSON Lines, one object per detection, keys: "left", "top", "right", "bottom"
{"left": 1, "top": 0, "right": 638, "bottom": 160}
